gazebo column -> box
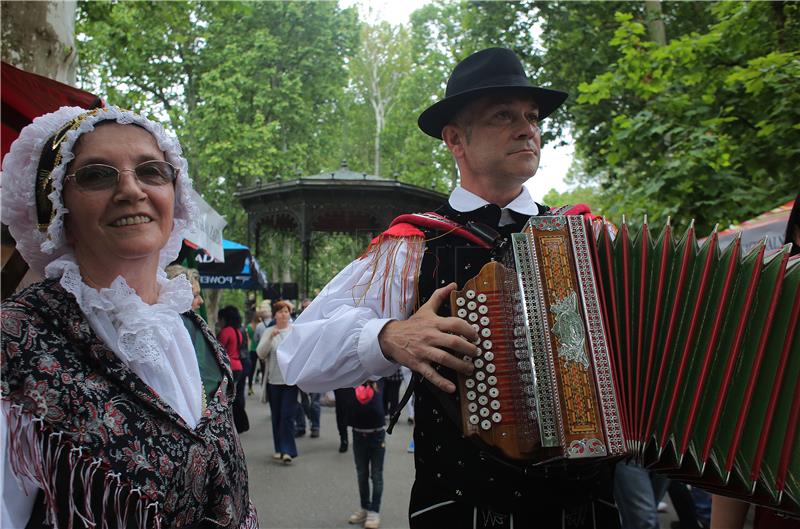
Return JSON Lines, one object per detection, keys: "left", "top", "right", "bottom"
{"left": 298, "top": 204, "right": 312, "bottom": 300}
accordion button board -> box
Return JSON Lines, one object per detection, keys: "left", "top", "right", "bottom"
{"left": 449, "top": 214, "right": 800, "bottom": 516}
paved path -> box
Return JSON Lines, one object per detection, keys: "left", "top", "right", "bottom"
{"left": 240, "top": 390, "right": 710, "bottom": 529}
{"left": 241, "top": 391, "right": 415, "bottom": 529}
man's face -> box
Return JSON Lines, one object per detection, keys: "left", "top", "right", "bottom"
{"left": 446, "top": 92, "right": 541, "bottom": 187}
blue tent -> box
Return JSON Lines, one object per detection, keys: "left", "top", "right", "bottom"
{"left": 196, "top": 239, "right": 268, "bottom": 290}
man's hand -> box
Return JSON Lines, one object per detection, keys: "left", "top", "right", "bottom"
{"left": 378, "top": 282, "right": 480, "bottom": 393}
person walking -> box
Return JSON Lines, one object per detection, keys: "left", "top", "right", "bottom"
{"left": 278, "top": 48, "right": 617, "bottom": 527}
{"left": 246, "top": 309, "right": 261, "bottom": 396}
{"left": 257, "top": 300, "right": 297, "bottom": 463}
{"left": 334, "top": 387, "right": 355, "bottom": 453}
{"left": 218, "top": 305, "right": 249, "bottom": 433}
{"left": 381, "top": 367, "right": 403, "bottom": 421}
{"left": 348, "top": 380, "right": 386, "bottom": 529}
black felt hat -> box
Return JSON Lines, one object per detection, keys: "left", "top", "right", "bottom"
{"left": 417, "top": 47, "right": 568, "bottom": 140}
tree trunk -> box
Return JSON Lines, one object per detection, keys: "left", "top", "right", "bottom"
{"left": 644, "top": 0, "right": 667, "bottom": 46}
{"left": 204, "top": 289, "right": 222, "bottom": 332}
{"left": 1, "top": 0, "right": 78, "bottom": 84}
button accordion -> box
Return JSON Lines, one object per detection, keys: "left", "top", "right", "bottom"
{"left": 451, "top": 215, "right": 799, "bottom": 514}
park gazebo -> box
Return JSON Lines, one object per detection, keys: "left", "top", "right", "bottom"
{"left": 236, "top": 162, "right": 447, "bottom": 298}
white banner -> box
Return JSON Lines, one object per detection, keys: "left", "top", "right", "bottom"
{"left": 183, "top": 189, "right": 227, "bottom": 263}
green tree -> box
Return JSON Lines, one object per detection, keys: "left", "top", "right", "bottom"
{"left": 575, "top": 3, "right": 800, "bottom": 232}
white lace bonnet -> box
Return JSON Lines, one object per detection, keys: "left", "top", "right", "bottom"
{"left": 1, "top": 105, "right": 196, "bottom": 276}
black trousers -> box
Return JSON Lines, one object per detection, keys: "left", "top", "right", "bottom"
{"left": 334, "top": 387, "right": 354, "bottom": 440}
{"left": 382, "top": 377, "right": 402, "bottom": 417}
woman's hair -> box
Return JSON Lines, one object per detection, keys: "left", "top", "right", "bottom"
{"left": 273, "top": 300, "right": 292, "bottom": 314}
{"left": 218, "top": 305, "right": 242, "bottom": 329}
{"left": 165, "top": 264, "right": 200, "bottom": 289}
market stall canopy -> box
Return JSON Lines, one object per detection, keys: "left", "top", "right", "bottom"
{"left": 716, "top": 200, "right": 793, "bottom": 254}
{"left": 1, "top": 61, "right": 103, "bottom": 158}
{"left": 196, "top": 239, "right": 267, "bottom": 290}
{"left": 1, "top": 62, "right": 103, "bottom": 300}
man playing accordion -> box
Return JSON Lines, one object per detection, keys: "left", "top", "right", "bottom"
{"left": 278, "top": 47, "right": 618, "bottom": 529}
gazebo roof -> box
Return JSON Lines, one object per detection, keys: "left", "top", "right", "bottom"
{"left": 236, "top": 162, "right": 447, "bottom": 234}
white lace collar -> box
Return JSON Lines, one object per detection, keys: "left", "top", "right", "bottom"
{"left": 44, "top": 253, "right": 194, "bottom": 371}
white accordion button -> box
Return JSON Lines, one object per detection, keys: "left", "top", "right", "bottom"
{"left": 468, "top": 313, "right": 478, "bottom": 322}
{"left": 483, "top": 340, "right": 492, "bottom": 350}
{"left": 477, "top": 383, "right": 487, "bottom": 393}
{"left": 477, "top": 293, "right": 487, "bottom": 303}
{"left": 462, "top": 355, "right": 472, "bottom": 362}
{"left": 481, "top": 328, "right": 491, "bottom": 338}
{"left": 471, "top": 323, "right": 480, "bottom": 332}
{"left": 479, "top": 407, "right": 490, "bottom": 418}
{"left": 473, "top": 358, "right": 484, "bottom": 369}
{"left": 480, "top": 419, "right": 492, "bottom": 431}
{"left": 483, "top": 352, "right": 494, "bottom": 361}
{"left": 488, "top": 387, "right": 499, "bottom": 398}
{"left": 475, "top": 371, "right": 486, "bottom": 382}
{"left": 491, "top": 412, "right": 502, "bottom": 424}
{"left": 467, "top": 390, "right": 476, "bottom": 401}
{"left": 468, "top": 402, "right": 478, "bottom": 413}
{"left": 467, "top": 301, "right": 477, "bottom": 311}
{"left": 480, "top": 316, "right": 490, "bottom": 326}
{"left": 490, "top": 399, "right": 501, "bottom": 410}
{"left": 478, "top": 395, "right": 488, "bottom": 406}
{"left": 478, "top": 305, "right": 489, "bottom": 315}
{"left": 457, "top": 308, "right": 467, "bottom": 318}
{"left": 456, "top": 297, "right": 466, "bottom": 307}
{"left": 466, "top": 290, "right": 476, "bottom": 299}
{"left": 485, "top": 364, "right": 496, "bottom": 374}
{"left": 465, "top": 378, "right": 475, "bottom": 389}
{"left": 487, "top": 376, "right": 497, "bottom": 386}
{"left": 469, "top": 414, "right": 480, "bottom": 425}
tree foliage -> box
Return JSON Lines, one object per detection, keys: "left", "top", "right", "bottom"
{"left": 74, "top": 1, "right": 798, "bottom": 296}
{"left": 536, "top": 1, "right": 799, "bottom": 232}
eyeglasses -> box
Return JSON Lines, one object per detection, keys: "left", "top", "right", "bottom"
{"left": 64, "top": 160, "right": 178, "bottom": 191}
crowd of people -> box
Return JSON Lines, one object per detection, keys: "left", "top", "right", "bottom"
{"left": 1, "top": 46, "right": 798, "bottom": 529}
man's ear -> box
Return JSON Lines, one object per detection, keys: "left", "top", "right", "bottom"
{"left": 442, "top": 124, "right": 466, "bottom": 159}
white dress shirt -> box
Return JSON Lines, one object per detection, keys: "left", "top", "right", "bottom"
{"left": 277, "top": 186, "right": 539, "bottom": 392}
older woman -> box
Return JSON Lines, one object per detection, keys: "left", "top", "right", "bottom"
{"left": 256, "top": 300, "right": 297, "bottom": 464}
{"left": 1, "top": 106, "right": 258, "bottom": 528}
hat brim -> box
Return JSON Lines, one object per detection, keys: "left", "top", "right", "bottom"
{"left": 417, "top": 85, "right": 568, "bottom": 140}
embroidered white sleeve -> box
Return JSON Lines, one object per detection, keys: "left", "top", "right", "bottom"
{"left": 277, "top": 237, "right": 422, "bottom": 393}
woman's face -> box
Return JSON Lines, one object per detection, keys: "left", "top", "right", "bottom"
{"left": 275, "top": 307, "right": 291, "bottom": 326}
{"left": 62, "top": 123, "right": 175, "bottom": 273}
{"left": 191, "top": 282, "right": 203, "bottom": 311}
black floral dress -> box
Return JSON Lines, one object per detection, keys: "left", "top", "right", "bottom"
{"left": 1, "top": 279, "right": 259, "bottom": 528}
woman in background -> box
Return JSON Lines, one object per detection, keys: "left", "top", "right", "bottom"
{"left": 257, "top": 300, "right": 297, "bottom": 463}
{"left": 218, "top": 305, "right": 250, "bottom": 433}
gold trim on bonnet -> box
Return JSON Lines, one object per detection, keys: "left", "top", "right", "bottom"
{"left": 36, "top": 108, "right": 104, "bottom": 232}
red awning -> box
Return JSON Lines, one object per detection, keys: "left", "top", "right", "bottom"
{"left": 1, "top": 61, "right": 103, "bottom": 160}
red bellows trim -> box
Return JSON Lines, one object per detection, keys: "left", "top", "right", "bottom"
{"left": 755, "top": 278, "right": 800, "bottom": 484}
{"left": 701, "top": 244, "right": 766, "bottom": 463}
{"left": 725, "top": 253, "right": 790, "bottom": 474}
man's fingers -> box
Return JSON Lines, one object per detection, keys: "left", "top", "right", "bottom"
{"left": 419, "top": 282, "right": 457, "bottom": 314}
{"left": 437, "top": 316, "right": 480, "bottom": 347}
{"left": 426, "top": 345, "right": 474, "bottom": 376}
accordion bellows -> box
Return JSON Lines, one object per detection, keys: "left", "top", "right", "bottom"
{"left": 451, "top": 215, "right": 799, "bottom": 515}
